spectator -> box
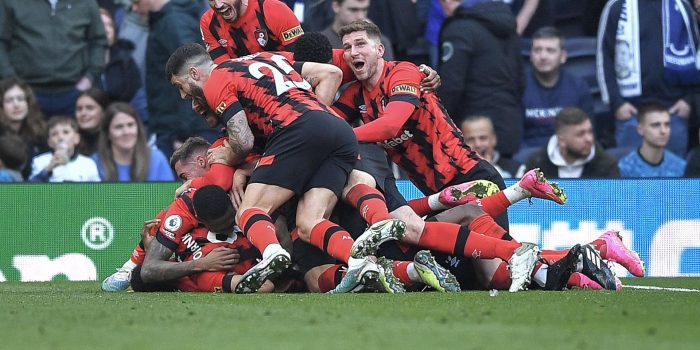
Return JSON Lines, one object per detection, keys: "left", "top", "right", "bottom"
{"left": 619, "top": 101, "right": 686, "bottom": 177}
{"left": 0, "top": 77, "right": 48, "bottom": 179}
{"left": 0, "top": 133, "right": 27, "bottom": 182}
{"left": 526, "top": 107, "right": 619, "bottom": 178}
{"left": 131, "top": 0, "right": 211, "bottom": 159}
{"left": 685, "top": 130, "right": 700, "bottom": 177}
{"left": 98, "top": 7, "right": 142, "bottom": 104}
{"left": 75, "top": 88, "right": 111, "bottom": 156}
{"left": 0, "top": 0, "right": 107, "bottom": 118}
{"left": 117, "top": 7, "right": 150, "bottom": 124}
{"left": 522, "top": 26, "right": 593, "bottom": 149}
{"left": 461, "top": 115, "right": 525, "bottom": 178}
{"left": 438, "top": 0, "right": 524, "bottom": 157}
{"left": 92, "top": 102, "right": 174, "bottom": 182}
{"left": 29, "top": 116, "right": 101, "bottom": 182}
{"left": 507, "top": 0, "right": 553, "bottom": 37}
{"left": 321, "top": 0, "right": 394, "bottom": 60}
{"left": 597, "top": 0, "right": 699, "bottom": 157}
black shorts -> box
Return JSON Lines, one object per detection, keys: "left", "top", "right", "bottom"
{"left": 446, "top": 159, "right": 509, "bottom": 231}
{"left": 291, "top": 238, "right": 338, "bottom": 274}
{"left": 354, "top": 143, "right": 407, "bottom": 212}
{"left": 249, "top": 111, "right": 358, "bottom": 198}
{"left": 376, "top": 242, "right": 481, "bottom": 291}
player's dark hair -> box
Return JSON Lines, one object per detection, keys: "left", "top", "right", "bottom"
{"left": 532, "top": 26, "right": 565, "bottom": 48}
{"left": 555, "top": 107, "right": 590, "bottom": 132}
{"left": 165, "top": 43, "right": 211, "bottom": 81}
{"left": 293, "top": 32, "right": 333, "bottom": 64}
{"left": 192, "top": 185, "right": 232, "bottom": 222}
{"left": 338, "top": 20, "right": 382, "bottom": 44}
{"left": 47, "top": 115, "right": 79, "bottom": 133}
{"left": 170, "top": 136, "right": 211, "bottom": 170}
{"left": 0, "top": 133, "right": 28, "bottom": 170}
{"left": 636, "top": 100, "right": 668, "bottom": 124}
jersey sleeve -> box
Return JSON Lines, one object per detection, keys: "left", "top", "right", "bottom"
{"left": 264, "top": 0, "right": 304, "bottom": 47}
{"left": 156, "top": 196, "right": 198, "bottom": 252}
{"left": 204, "top": 70, "right": 244, "bottom": 124}
{"left": 200, "top": 10, "right": 229, "bottom": 64}
{"left": 386, "top": 62, "right": 422, "bottom": 107}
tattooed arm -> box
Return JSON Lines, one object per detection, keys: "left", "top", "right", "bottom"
{"left": 301, "top": 62, "right": 342, "bottom": 106}
{"left": 141, "top": 239, "right": 239, "bottom": 283}
{"left": 226, "top": 110, "right": 255, "bottom": 165}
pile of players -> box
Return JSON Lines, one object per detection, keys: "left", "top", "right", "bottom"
{"left": 101, "top": 0, "right": 645, "bottom": 294}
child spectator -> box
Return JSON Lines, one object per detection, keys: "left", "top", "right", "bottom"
{"left": 92, "top": 102, "right": 174, "bottom": 182}
{"left": 0, "top": 133, "right": 27, "bottom": 182}
{"left": 29, "top": 116, "right": 101, "bottom": 182}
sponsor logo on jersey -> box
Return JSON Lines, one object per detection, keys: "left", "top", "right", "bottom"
{"left": 164, "top": 215, "right": 182, "bottom": 231}
{"left": 282, "top": 25, "right": 304, "bottom": 42}
{"left": 381, "top": 130, "right": 414, "bottom": 148}
{"left": 215, "top": 101, "right": 227, "bottom": 115}
{"left": 254, "top": 28, "right": 268, "bottom": 47}
{"left": 391, "top": 84, "right": 418, "bottom": 96}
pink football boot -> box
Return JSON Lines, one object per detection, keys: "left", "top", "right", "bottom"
{"left": 438, "top": 180, "right": 500, "bottom": 207}
{"left": 518, "top": 168, "right": 567, "bottom": 204}
{"left": 596, "top": 230, "right": 645, "bottom": 277}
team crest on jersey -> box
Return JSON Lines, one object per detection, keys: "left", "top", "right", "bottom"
{"left": 282, "top": 25, "right": 304, "bottom": 42}
{"left": 218, "top": 39, "right": 228, "bottom": 47}
{"left": 255, "top": 28, "right": 268, "bottom": 47}
{"left": 215, "top": 101, "right": 227, "bottom": 115}
{"left": 164, "top": 215, "right": 182, "bottom": 231}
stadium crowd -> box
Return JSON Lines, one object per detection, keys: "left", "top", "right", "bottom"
{"left": 0, "top": 0, "right": 687, "bottom": 293}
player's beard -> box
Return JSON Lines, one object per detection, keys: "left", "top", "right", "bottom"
{"left": 564, "top": 144, "right": 591, "bottom": 160}
{"left": 219, "top": 0, "right": 243, "bottom": 22}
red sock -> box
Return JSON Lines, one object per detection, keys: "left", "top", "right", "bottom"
{"left": 488, "top": 261, "right": 511, "bottom": 290}
{"left": 418, "top": 222, "right": 519, "bottom": 260}
{"left": 589, "top": 239, "right": 608, "bottom": 258}
{"left": 309, "top": 220, "right": 353, "bottom": 263}
{"left": 468, "top": 213, "right": 507, "bottom": 239}
{"left": 318, "top": 264, "right": 345, "bottom": 293}
{"left": 478, "top": 191, "right": 511, "bottom": 217}
{"left": 541, "top": 249, "right": 568, "bottom": 265}
{"left": 407, "top": 197, "right": 433, "bottom": 216}
{"left": 130, "top": 243, "right": 146, "bottom": 265}
{"left": 238, "top": 208, "right": 279, "bottom": 253}
{"left": 345, "top": 184, "right": 391, "bottom": 224}
{"left": 392, "top": 260, "right": 413, "bottom": 285}
{"left": 567, "top": 272, "right": 581, "bottom": 287}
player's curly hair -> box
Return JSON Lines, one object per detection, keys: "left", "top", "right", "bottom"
{"left": 293, "top": 32, "right": 333, "bottom": 64}
{"left": 192, "top": 185, "right": 232, "bottom": 222}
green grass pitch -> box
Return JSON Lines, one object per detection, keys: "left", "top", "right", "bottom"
{"left": 1, "top": 278, "right": 698, "bottom": 350}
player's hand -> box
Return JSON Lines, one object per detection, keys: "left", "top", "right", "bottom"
{"left": 175, "top": 179, "right": 193, "bottom": 198}
{"left": 615, "top": 102, "right": 637, "bottom": 121}
{"left": 140, "top": 218, "right": 160, "bottom": 252}
{"left": 230, "top": 168, "right": 248, "bottom": 210}
{"left": 207, "top": 141, "right": 236, "bottom": 166}
{"left": 669, "top": 99, "right": 691, "bottom": 118}
{"left": 197, "top": 247, "right": 240, "bottom": 271}
{"left": 419, "top": 64, "right": 441, "bottom": 93}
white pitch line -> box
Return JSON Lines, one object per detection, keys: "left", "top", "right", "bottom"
{"left": 623, "top": 285, "right": 700, "bottom": 293}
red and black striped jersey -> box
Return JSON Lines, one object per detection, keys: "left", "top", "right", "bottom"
{"left": 333, "top": 61, "right": 482, "bottom": 194}
{"left": 201, "top": 0, "right": 303, "bottom": 64}
{"left": 155, "top": 188, "right": 254, "bottom": 274}
{"left": 204, "top": 52, "right": 335, "bottom": 138}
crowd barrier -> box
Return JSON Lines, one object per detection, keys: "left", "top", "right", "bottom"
{"left": 0, "top": 179, "right": 698, "bottom": 282}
